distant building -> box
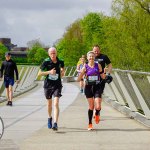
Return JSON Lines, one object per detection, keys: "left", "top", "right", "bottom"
{"left": 0, "top": 38, "right": 17, "bottom": 50}
{"left": 11, "top": 47, "right": 28, "bottom": 58}
{"left": 0, "top": 38, "right": 27, "bottom": 57}
{"left": 0, "top": 37, "right": 48, "bottom": 58}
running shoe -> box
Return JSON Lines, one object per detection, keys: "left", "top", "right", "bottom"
{"left": 95, "top": 115, "right": 100, "bottom": 124}
{"left": 52, "top": 122, "right": 58, "bottom": 131}
{"left": 6, "top": 101, "right": 10, "bottom": 106}
{"left": 88, "top": 124, "right": 93, "bottom": 131}
{"left": 6, "top": 101, "right": 12, "bottom": 106}
{"left": 48, "top": 117, "right": 52, "bottom": 129}
{"left": 80, "top": 89, "right": 83, "bottom": 93}
{"left": 9, "top": 101, "right": 12, "bottom": 106}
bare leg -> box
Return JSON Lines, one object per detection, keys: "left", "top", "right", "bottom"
{"left": 80, "top": 80, "right": 84, "bottom": 89}
{"left": 6, "top": 88, "right": 10, "bottom": 101}
{"left": 95, "top": 97, "right": 102, "bottom": 111}
{"left": 88, "top": 98, "right": 94, "bottom": 110}
{"left": 53, "top": 97, "right": 59, "bottom": 123}
{"left": 8, "top": 85, "right": 13, "bottom": 101}
{"left": 47, "top": 99, "right": 52, "bottom": 118}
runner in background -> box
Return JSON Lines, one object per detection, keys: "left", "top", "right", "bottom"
{"left": 76, "top": 56, "right": 86, "bottom": 93}
{"left": 0, "top": 52, "right": 19, "bottom": 106}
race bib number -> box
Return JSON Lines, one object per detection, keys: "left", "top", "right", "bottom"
{"left": 48, "top": 74, "right": 59, "bottom": 80}
{"left": 88, "top": 76, "right": 98, "bottom": 81}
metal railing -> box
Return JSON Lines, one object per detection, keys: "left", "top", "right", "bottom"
{"left": 1, "top": 65, "right": 149, "bottom": 120}
{"left": 62, "top": 66, "right": 150, "bottom": 119}
{"left": 0, "top": 66, "right": 39, "bottom": 102}
{"left": 104, "top": 69, "right": 150, "bottom": 119}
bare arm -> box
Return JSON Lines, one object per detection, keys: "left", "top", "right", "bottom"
{"left": 107, "top": 63, "right": 112, "bottom": 74}
{"left": 60, "top": 68, "right": 65, "bottom": 78}
{"left": 98, "top": 64, "right": 105, "bottom": 79}
{"left": 38, "top": 68, "right": 56, "bottom": 76}
{"left": 77, "top": 67, "right": 86, "bottom": 82}
{"left": 76, "top": 64, "right": 80, "bottom": 73}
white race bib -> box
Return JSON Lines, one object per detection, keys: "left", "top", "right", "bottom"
{"left": 88, "top": 76, "right": 98, "bottom": 81}
{"left": 48, "top": 74, "right": 59, "bottom": 80}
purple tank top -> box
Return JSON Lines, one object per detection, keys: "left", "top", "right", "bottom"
{"left": 85, "top": 63, "right": 100, "bottom": 79}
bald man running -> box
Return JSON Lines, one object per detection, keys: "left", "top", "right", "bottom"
{"left": 38, "top": 47, "right": 65, "bottom": 131}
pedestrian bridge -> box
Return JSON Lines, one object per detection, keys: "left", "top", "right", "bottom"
{"left": 0, "top": 66, "right": 150, "bottom": 150}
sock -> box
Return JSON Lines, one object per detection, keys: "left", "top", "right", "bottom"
{"left": 88, "top": 109, "right": 93, "bottom": 124}
{"left": 95, "top": 109, "right": 101, "bottom": 116}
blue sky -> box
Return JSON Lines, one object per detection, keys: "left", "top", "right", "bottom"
{"left": 0, "top": 0, "right": 113, "bottom": 47}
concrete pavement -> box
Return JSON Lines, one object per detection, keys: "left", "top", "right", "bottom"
{"left": 0, "top": 82, "right": 150, "bottom": 150}
{"left": 0, "top": 81, "right": 79, "bottom": 149}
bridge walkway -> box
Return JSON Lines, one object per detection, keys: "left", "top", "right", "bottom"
{"left": 0, "top": 82, "right": 150, "bottom": 150}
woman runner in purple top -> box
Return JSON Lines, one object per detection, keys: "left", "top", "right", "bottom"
{"left": 77, "top": 51, "right": 105, "bottom": 130}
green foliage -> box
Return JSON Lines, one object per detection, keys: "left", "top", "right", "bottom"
{"left": 0, "top": 43, "right": 8, "bottom": 63}
{"left": 27, "top": 46, "right": 38, "bottom": 63}
{"left": 56, "top": 20, "right": 86, "bottom": 66}
{"left": 12, "top": 57, "right": 28, "bottom": 64}
{"left": 34, "top": 48, "right": 48, "bottom": 63}
{"left": 109, "top": 0, "right": 150, "bottom": 71}
{"left": 27, "top": 45, "right": 47, "bottom": 64}
{"left": 81, "top": 12, "right": 104, "bottom": 49}
{"left": 56, "top": 3, "right": 149, "bottom": 71}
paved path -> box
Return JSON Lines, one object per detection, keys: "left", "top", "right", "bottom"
{"left": 0, "top": 82, "right": 150, "bottom": 150}
{"left": 0, "top": 82, "right": 79, "bottom": 149}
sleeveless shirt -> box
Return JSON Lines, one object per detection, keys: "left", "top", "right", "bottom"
{"left": 85, "top": 63, "right": 100, "bottom": 82}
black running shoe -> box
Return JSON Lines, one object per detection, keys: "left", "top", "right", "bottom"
{"left": 9, "top": 101, "right": 12, "bottom": 106}
{"left": 52, "top": 123, "right": 58, "bottom": 131}
{"left": 6, "top": 101, "right": 10, "bottom": 106}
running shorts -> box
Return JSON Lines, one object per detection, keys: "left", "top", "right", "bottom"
{"left": 4, "top": 77, "right": 14, "bottom": 88}
{"left": 84, "top": 84, "right": 102, "bottom": 98}
{"left": 44, "top": 85, "right": 62, "bottom": 99}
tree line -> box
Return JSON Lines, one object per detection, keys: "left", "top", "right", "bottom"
{"left": 56, "top": 0, "right": 150, "bottom": 71}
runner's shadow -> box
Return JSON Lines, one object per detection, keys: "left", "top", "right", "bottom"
{"left": 55, "top": 127, "right": 150, "bottom": 134}
{"left": 55, "top": 127, "right": 89, "bottom": 134}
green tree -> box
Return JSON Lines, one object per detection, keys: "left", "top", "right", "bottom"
{"left": 56, "top": 20, "right": 86, "bottom": 66}
{"left": 0, "top": 43, "right": 8, "bottom": 64}
{"left": 81, "top": 12, "right": 104, "bottom": 50}
{"left": 111, "top": 0, "right": 150, "bottom": 71}
{"left": 27, "top": 45, "right": 38, "bottom": 63}
{"left": 34, "top": 48, "right": 48, "bottom": 64}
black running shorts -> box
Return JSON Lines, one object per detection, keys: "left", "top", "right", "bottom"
{"left": 84, "top": 84, "right": 102, "bottom": 98}
{"left": 44, "top": 86, "right": 62, "bottom": 99}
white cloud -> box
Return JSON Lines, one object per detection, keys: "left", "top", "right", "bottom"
{"left": 0, "top": 0, "right": 113, "bottom": 47}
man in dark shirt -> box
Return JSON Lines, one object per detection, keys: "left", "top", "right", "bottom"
{"left": 38, "top": 47, "right": 64, "bottom": 130}
{"left": 0, "top": 52, "right": 19, "bottom": 106}
{"left": 92, "top": 45, "right": 112, "bottom": 123}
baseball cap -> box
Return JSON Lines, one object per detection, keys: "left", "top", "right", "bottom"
{"left": 5, "top": 52, "right": 11, "bottom": 56}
